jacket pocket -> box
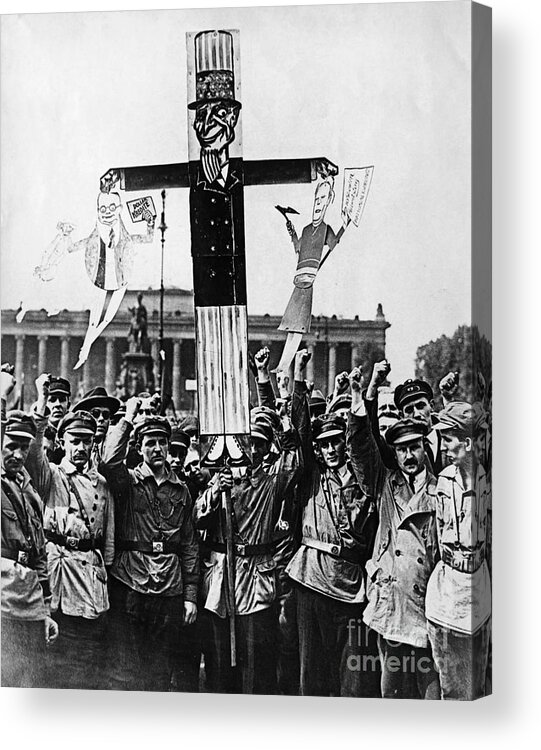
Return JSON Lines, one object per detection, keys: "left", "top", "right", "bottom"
{"left": 254, "top": 559, "right": 277, "bottom": 606}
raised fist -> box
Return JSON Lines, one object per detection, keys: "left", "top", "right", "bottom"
{"left": 125, "top": 396, "right": 142, "bottom": 423}
{"left": 254, "top": 347, "right": 270, "bottom": 373}
{"left": 35, "top": 373, "right": 51, "bottom": 400}
{"left": 439, "top": 371, "right": 460, "bottom": 399}
{"left": 334, "top": 371, "right": 350, "bottom": 396}
{"left": 370, "top": 360, "right": 391, "bottom": 389}
{"left": 348, "top": 366, "right": 363, "bottom": 392}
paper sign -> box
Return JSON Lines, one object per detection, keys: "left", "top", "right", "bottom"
{"left": 126, "top": 196, "right": 157, "bottom": 223}
{"left": 341, "top": 166, "right": 374, "bottom": 227}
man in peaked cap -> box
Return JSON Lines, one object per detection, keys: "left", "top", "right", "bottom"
{"left": 1, "top": 367, "right": 58, "bottom": 687}
{"left": 286, "top": 351, "right": 379, "bottom": 698}
{"left": 25, "top": 373, "right": 115, "bottom": 690}
{"left": 46, "top": 376, "right": 72, "bottom": 429}
{"left": 425, "top": 401, "right": 491, "bottom": 700}
{"left": 194, "top": 395, "right": 301, "bottom": 694}
{"left": 100, "top": 397, "right": 199, "bottom": 691}
{"left": 394, "top": 378, "right": 445, "bottom": 474}
{"left": 74, "top": 385, "right": 121, "bottom": 463}
{"left": 349, "top": 371, "right": 441, "bottom": 699}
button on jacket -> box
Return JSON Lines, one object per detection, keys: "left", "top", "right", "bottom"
{"left": 195, "top": 429, "right": 301, "bottom": 617}
{"left": 25, "top": 414, "right": 114, "bottom": 619}
{"left": 348, "top": 410, "right": 439, "bottom": 648}
{"left": 1, "top": 467, "right": 51, "bottom": 621}
{"left": 286, "top": 382, "right": 378, "bottom": 604}
{"left": 100, "top": 419, "right": 199, "bottom": 601}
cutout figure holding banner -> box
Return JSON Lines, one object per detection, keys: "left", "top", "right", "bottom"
{"left": 275, "top": 166, "right": 374, "bottom": 374}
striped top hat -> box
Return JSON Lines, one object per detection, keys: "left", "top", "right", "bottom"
{"left": 188, "top": 30, "right": 241, "bottom": 110}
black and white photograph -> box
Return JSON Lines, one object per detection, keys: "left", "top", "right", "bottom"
{"left": 1, "top": 0, "right": 492, "bottom": 704}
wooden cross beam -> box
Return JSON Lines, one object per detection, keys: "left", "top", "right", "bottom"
{"left": 100, "top": 29, "right": 337, "bottom": 468}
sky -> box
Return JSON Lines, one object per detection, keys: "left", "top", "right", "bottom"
{"left": 0, "top": 1, "right": 473, "bottom": 384}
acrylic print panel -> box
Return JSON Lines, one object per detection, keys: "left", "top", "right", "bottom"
{"left": 0, "top": 1, "right": 491, "bottom": 700}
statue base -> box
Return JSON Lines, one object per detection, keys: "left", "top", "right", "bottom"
{"left": 117, "top": 351, "right": 155, "bottom": 399}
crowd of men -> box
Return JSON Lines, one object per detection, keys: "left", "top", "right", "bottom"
{"left": 1, "top": 347, "right": 491, "bottom": 699}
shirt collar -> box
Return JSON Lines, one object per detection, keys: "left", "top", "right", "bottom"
{"left": 134, "top": 460, "right": 181, "bottom": 485}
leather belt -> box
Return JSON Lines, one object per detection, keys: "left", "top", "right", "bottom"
{"left": 2, "top": 546, "right": 35, "bottom": 568}
{"left": 45, "top": 530, "right": 99, "bottom": 552}
{"left": 205, "top": 540, "right": 275, "bottom": 557}
{"left": 441, "top": 544, "right": 485, "bottom": 574}
{"left": 302, "top": 537, "right": 363, "bottom": 565}
{"left": 117, "top": 539, "right": 181, "bottom": 555}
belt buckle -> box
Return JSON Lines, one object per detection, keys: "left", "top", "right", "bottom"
{"left": 17, "top": 550, "right": 29, "bottom": 565}
{"left": 66, "top": 536, "right": 79, "bottom": 550}
{"left": 152, "top": 541, "right": 164, "bottom": 553}
{"left": 330, "top": 544, "right": 340, "bottom": 556}
{"left": 235, "top": 543, "right": 246, "bottom": 556}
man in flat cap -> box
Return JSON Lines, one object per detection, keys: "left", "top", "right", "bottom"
{"left": 1, "top": 367, "right": 58, "bottom": 687}
{"left": 286, "top": 351, "right": 379, "bottom": 698}
{"left": 425, "top": 402, "right": 491, "bottom": 700}
{"left": 39, "top": 375, "right": 71, "bottom": 464}
{"left": 73, "top": 385, "right": 121, "bottom": 464}
{"left": 25, "top": 373, "right": 114, "bottom": 690}
{"left": 100, "top": 397, "right": 199, "bottom": 691}
{"left": 394, "top": 378, "right": 445, "bottom": 474}
{"left": 348, "top": 366, "right": 440, "bottom": 699}
{"left": 194, "top": 389, "right": 301, "bottom": 694}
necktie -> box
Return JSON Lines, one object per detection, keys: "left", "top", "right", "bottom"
{"left": 408, "top": 475, "right": 416, "bottom": 494}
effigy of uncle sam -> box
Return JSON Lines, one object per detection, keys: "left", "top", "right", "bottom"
{"left": 99, "top": 29, "right": 338, "bottom": 468}
{"left": 33, "top": 191, "right": 156, "bottom": 369}
{"left": 275, "top": 166, "right": 374, "bottom": 374}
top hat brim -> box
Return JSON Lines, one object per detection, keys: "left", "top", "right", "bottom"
{"left": 188, "top": 96, "right": 242, "bottom": 110}
{"left": 73, "top": 395, "right": 121, "bottom": 416}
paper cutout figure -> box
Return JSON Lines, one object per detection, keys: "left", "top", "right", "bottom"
{"left": 33, "top": 191, "right": 155, "bottom": 369}
{"left": 275, "top": 177, "right": 347, "bottom": 373}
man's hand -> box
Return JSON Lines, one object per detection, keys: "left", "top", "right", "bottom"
{"left": 125, "top": 396, "right": 142, "bottom": 424}
{"left": 254, "top": 347, "right": 271, "bottom": 383}
{"left": 294, "top": 349, "right": 311, "bottom": 382}
{"left": 315, "top": 158, "right": 339, "bottom": 179}
{"left": 211, "top": 468, "right": 233, "bottom": 503}
{"left": 439, "top": 371, "right": 460, "bottom": 404}
{"left": 286, "top": 219, "right": 295, "bottom": 237}
{"left": 142, "top": 208, "right": 155, "bottom": 228}
{"left": 34, "top": 373, "right": 50, "bottom": 416}
{"left": 1, "top": 364, "right": 16, "bottom": 401}
{"left": 183, "top": 601, "right": 197, "bottom": 626}
{"left": 44, "top": 616, "right": 59, "bottom": 646}
{"left": 366, "top": 359, "right": 391, "bottom": 400}
{"left": 333, "top": 371, "right": 350, "bottom": 398}
{"left": 348, "top": 366, "right": 366, "bottom": 414}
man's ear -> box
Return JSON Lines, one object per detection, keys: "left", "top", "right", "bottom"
{"left": 464, "top": 436, "right": 473, "bottom": 452}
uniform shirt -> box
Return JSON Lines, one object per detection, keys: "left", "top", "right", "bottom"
{"left": 425, "top": 464, "right": 491, "bottom": 634}
{"left": 195, "top": 430, "right": 301, "bottom": 617}
{"left": 101, "top": 419, "right": 199, "bottom": 601}
{"left": 286, "top": 382, "right": 378, "bottom": 604}
{"left": 1, "top": 467, "right": 51, "bottom": 621}
{"left": 25, "top": 414, "right": 115, "bottom": 619}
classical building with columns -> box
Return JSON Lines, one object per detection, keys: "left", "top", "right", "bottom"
{"left": 1, "top": 289, "right": 390, "bottom": 413}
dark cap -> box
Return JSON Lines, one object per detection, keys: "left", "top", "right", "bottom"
{"left": 312, "top": 413, "right": 346, "bottom": 442}
{"left": 58, "top": 411, "right": 97, "bottom": 438}
{"left": 250, "top": 421, "right": 274, "bottom": 443}
{"left": 134, "top": 416, "right": 172, "bottom": 442}
{"left": 434, "top": 402, "right": 474, "bottom": 435}
{"left": 251, "top": 406, "right": 281, "bottom": 433}
{"left": 327, "top": 393, "right": 352, "bottom": 414}
{"left": 48, "top": 377, "right": 71, "bottom": 398}
{"left": 394, "top": 379, "right": 434, "bottom": 410}
{"left": 73, "top": 387, "right": 120, "bottom": 416}
{"left": 4, "top": 411, "right": 37, "bottom": 440}
{"left": 170, "top": 429, "right": 191, "bottom": 450}
{"left": 385, "top": 418, "right": 429, "bottom": 446}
